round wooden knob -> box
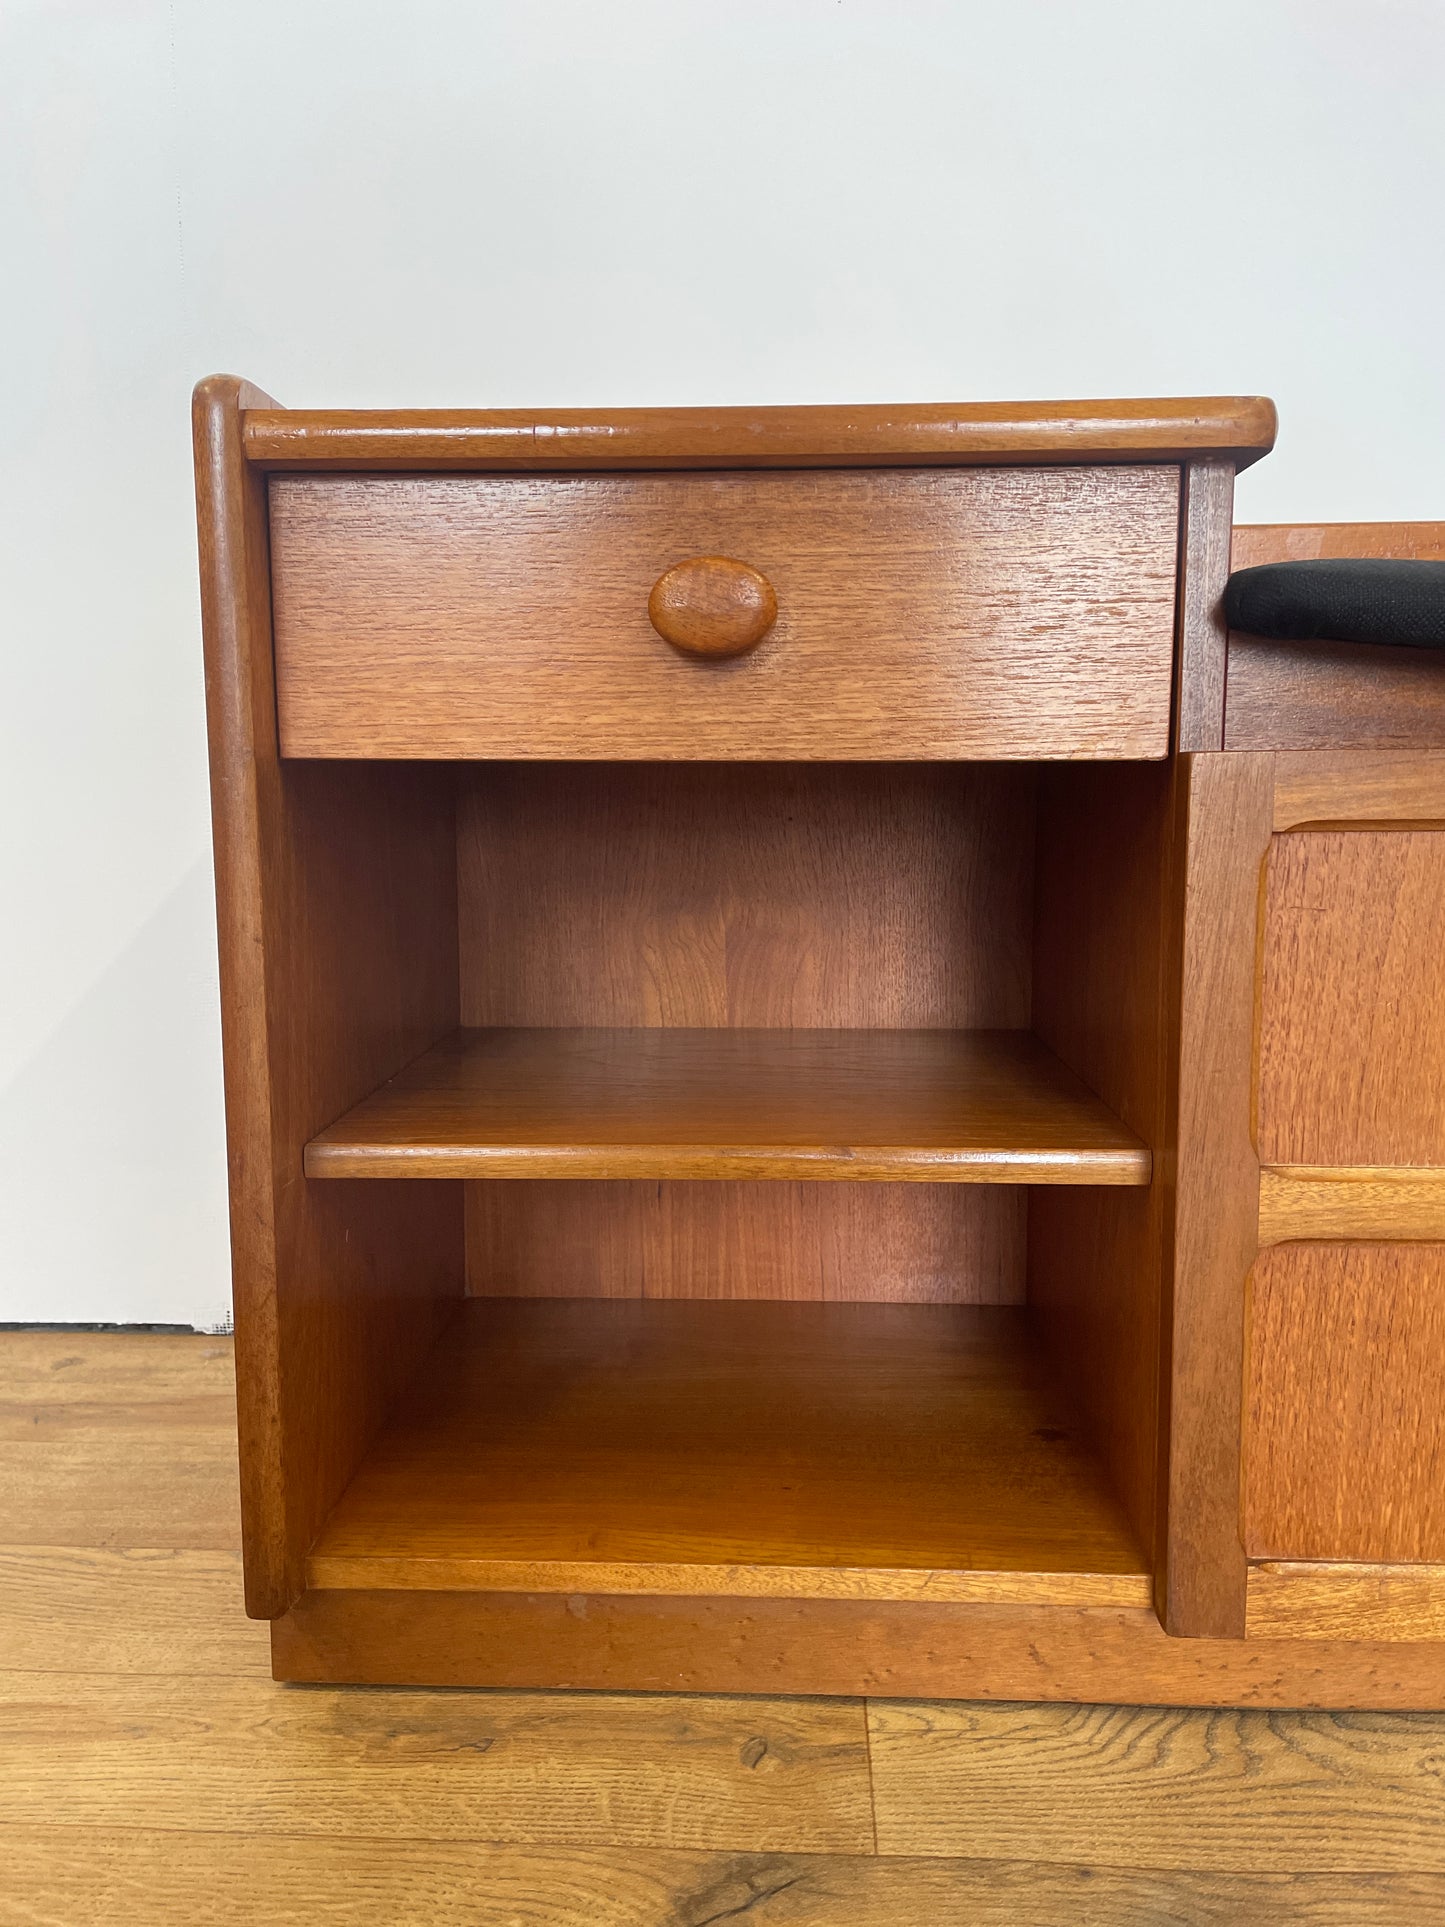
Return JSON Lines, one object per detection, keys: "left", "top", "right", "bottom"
{"left": 647, "top": 556, "right": 778, "bottom": 659}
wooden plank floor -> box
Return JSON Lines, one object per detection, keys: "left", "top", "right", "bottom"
{"left": 2, "top": 1335, "right": 1444, "bottom": 1924}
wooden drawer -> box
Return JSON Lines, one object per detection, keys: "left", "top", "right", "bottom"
{"left": 269, "top": 466, "right": 1181, "bottom": 760}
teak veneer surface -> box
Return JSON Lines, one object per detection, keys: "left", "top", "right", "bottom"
{"left": 1258, "top": 831, "right": 1445, "bottom": 1167}
{"left": 1028, "top": 759, "right": 1180, "bottom": 1583}
{"left": 1245, "top": 1244, "right": 1445, "bottom": 1565}
{"left": 1247, "top": 1564, "right": 1445, "bottom": 1643}
{"left": 1158, "top": 750, "right": 1276, "bottom": 1637}
{"left": 306, "top": 1298, "right": 1150, "bottom": 1604}
{"left": 304, "top": 1027, "right": 1151, "bottom": 1184}
{"left": 244, "top": 394, "right": 1278, "bottom": 470}
{"left": 457, "top": 763, "right": 1035, "bottom": 1031}
{"left": 466, "top": 1181, "right": 1026, "bottom": 1304}
{"left": 1226, "top": 524, "right": 1445, "bottom": 752}
{"left": 194, "top": 376, "right": 464, "bottom": 1619}
{"left": 451, "top": 762, "right": 1039, "bottom": 1298}
{"left": 1259, "top": 1167, "right": 1445, "bottom": 1245}
{"left": 1175, "top": 462, "right": 1236, "bottom": 750}
{"left": 1231, "top": 522, "right": 1445, "bottom": 571}
{"left": 274, "top": 1587, "right": 1445, "bottom": 1709}
{"left": 269, "top": 466, "right": 1180, "bottom": 760}
{"left": 1272, "top": 750, "right": 1445, "bottom": 830}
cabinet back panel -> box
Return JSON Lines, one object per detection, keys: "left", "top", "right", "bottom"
{"left": 458, "top": 762, "right": 1033, "bottom": 1302}
{"left": 466, "top": 1181, "right": 1024, "bottom": 1304}
{"left": 1226, "top": 524, "right": 1445, "bottom": 751}
{"left": 457, "top": 763, "right": 1034, "bottom": 1029}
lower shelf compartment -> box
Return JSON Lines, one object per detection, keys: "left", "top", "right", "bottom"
{"left": 307, "top": 1297, "right": 1152, "bottom": 1608}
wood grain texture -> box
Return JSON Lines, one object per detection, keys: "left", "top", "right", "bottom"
{"left": 13, "top": 1323, "right": 1445, "bottom": 1925}
{"left": 455, "top": 761, "right": 1037, "bottom": 1298}
{"left": 458, "top": 762, "right": 1034, "bottom": 1029}
{"left": 1226, "top": 524, "right": 1445, "bottom": 753}
{"left": 0, "top": 1440, "right": 239, "bottom": 1553}
{"left": 1029, "top": 760, "right": 1180, "bottom": 1576}
{"left": 1258, "top": 832, "right": 1445, "bottom": 1166}
{"left": 1248, "top": 1565, "right": 1445, "bottom": 1643}
{"left": 10, "top": 1832, "right": 1438, "bottom": 1927}
{"left": 867, "top": 1699, "right": 1445, "bottom": 1869}
{"left": 1244, "top": 1243, "right": 1445, "bottom": 1564}
{"left": 1273, "top": 750, "right": 1445, "bottom": 829}
{"left": 1175, "top": 461, "right": 1235, "bottom": 751}
{"left": 269, "top": 467, "right": 1180, "bottom": 760}
{"left": 1233, "top": 523, "right": 1445, "bottom": 568}
{"left": 0, "top": 1670, "right": 872, "bottom": 1854}
{"left": 244, "top": 393, "right": 1278, "bottom": 470}
{"left": 0, "top": 1333, "right": 239, "bottom": 1550}
{"left": 1225, "top": 639, "right": 1445, "bottom": 753}
{"left": 647, "top": 553, "right": 777, "bottom": 657}
{"left": 467, "top": 1181, "right": 1025, "bottom": 1304}
{"left": 305, "top": 1027, "right": 1151, "bottom": 1184}
{"left": 272, "top": 1588, "right": 1445, "bottom": 1706}
{"left": 0, "top": 1329, "right": 236, "bottom": 1402}
{"left": 1259, "top": 1167, "right": 1445, "bottom": 1244}
{"left": 306, "top": 1299, "right": 1147, "bottom": 1601}
{"left": 308, "top": 1560, "right": 1148, "bottom": 1610}
{"left": 1163, "top": 751, "right": 1276, "bottom": 1636}
{"left": 194, "top": 376, "right": 465, "bottom": 1616}
{"left": 0, "top": 1547, "right": 267, "bottom": 1678}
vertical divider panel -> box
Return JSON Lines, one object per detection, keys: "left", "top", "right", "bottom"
{"left": 1030, "top": 760, "right": 1181, "bottom": 1575}
{"left": 1164, "top": 751, "right": 1275, "bottom": 1637}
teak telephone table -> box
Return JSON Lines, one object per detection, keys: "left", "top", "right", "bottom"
{"left": 195, "top": 379, "right": 1445, "bottom": 1704}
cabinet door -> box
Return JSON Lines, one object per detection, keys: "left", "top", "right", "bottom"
{"left": 1257, "top": 830, "right": 1445, "bottom": 1167}
{"left": 1244, "top": 1242, "right": 1445, "bottom": 1564}
{"left": 1167, "top": 751, "right": 1445, "bottom": 1640}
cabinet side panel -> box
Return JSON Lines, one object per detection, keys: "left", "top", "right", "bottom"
{"left": 1030, "top": 761, "right": 1179, "bottom": 1569}
{"left": 194, "top": 378, "right": 463, "bottom": 1616}
{"left": 1244, "top": 1243, "right": 1445, "bottom": 1562}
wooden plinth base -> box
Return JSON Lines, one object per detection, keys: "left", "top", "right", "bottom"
{"left": 271, "top": 1590, "right": 1445, "bottom": 1709}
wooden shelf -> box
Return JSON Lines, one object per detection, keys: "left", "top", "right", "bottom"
{"left": 304, "top": 1027, "right": 1151, "bottom": 1184}
{"left": 307, "top": 1298, "right": 1152, "bottom": 1606}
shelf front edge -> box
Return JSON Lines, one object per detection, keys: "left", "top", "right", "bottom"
{"left": 304, "top": 1552, "right": 1154, "bottom": 1607}
{"left": 303, "top": 1142, "right": 1153, "bottom": 1184}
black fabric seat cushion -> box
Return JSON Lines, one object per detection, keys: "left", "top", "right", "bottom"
{"left": 1223, "top": 560, "right": 1445, "bottom": 650}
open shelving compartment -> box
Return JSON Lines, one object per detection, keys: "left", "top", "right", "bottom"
{"left": 295, "top": 756, "right": 1175, "bottom": 1617}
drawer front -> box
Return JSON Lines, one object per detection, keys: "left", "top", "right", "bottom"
{"left": 269, "top": 467, "right": 1180, "bottom": 760}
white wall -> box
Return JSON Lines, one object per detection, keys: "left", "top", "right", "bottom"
{"left": 2, "top": 0, "right": 1442, "bottom": 1326}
